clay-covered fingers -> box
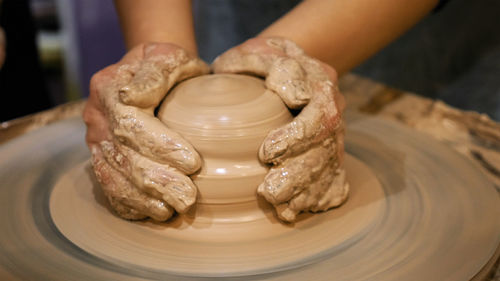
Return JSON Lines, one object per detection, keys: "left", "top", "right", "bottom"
{"left": 119, "top": 43, "right": 210, "bottom": 109}
{"left": 213, "top": 37, "right": 343, "bottom": 164}
{"left": 259, "top": 83, "right": 342, "bottom": 164}
{"left": 274, "top": 165, "right": 349, "bottom": 222}
{"left": 93, "top": 43, "right": 210, "bottom": 173}
{"left": 213, "top": 38, "right": 316, "bottom": 108}
{"left": 257, "top": 142, "right": 336, "bottom": 205}
{"left": 257, "top": 137, "right": 348, "bottom": 222}
{"left": 98, "top": 140, "right": 197, "bottom": 214}
{"left": 214, "top": 37, "right": 347, "bottom": 222}
{"left": 84, "top": 42, "right": 210, "bottom": 221}
{"left": 90, "top": 146, "right": 174, "bottom": 221}
{"left": 109, "top": 103, "right": 202, "bottom": 174}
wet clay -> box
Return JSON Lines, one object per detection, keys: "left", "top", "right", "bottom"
{"left": 212, "top": 38, "right": 349, "bottom": 221}
{"left": 91, "top": 40, "right": 348, "bottom": 222}
{"left": 157, "top": 74, "right": 348, "bottom": 221}
{"left": 158, "top": 74, "right": 292, "bottom": 205}
{"left": 1, "top": 109, "right": 499, "bottom": 278}
{"left": 89, "top": 45, "right": 210, "bottom": 221}
{"left": 37, "top": 114, "right": 499, "bottom": 279}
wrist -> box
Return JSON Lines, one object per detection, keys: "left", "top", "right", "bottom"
{"left": 124, "top": 30, "right": 198, "bottom": 56}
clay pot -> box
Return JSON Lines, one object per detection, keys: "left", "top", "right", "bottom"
{"left": 157, "top": 74, "right": 293, "bottom": 217}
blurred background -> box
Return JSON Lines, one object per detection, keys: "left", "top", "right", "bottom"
{"left": 0, "top": 0, "right": 499, "bottom": 121}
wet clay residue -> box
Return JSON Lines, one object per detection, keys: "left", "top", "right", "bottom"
{"left": 213, "top": 38, "right": 348, "bottom": 221}
{"left": 91, "top": 39, "right": 348, "bottom": 223}
{"left": 88, "top": 44, "right": 210, "bottom": 221}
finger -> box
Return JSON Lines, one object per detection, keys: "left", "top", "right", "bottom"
{"left": 213, "top": 49, "right": 273, "bottom": 77}
{"left": 212, "top": 37, "right": 284, "bottom": 76}
{"left": 335, "top": 128, "right": 346, "bottom": 165}
{"left": 273, "top": 165, "right": 349, "bottom": 222}
{"left": 107, "top": 197, "right": 147, "bottom": 221}
{"left": 266, "top": 50, "right": 336, "bottom": 109}
{"left": 99, "top": 140, "right": 197, "bottom": 214}
{"left": 289, "top": 166, "right": 348, "bottom": 213}
{"left": 90, "top": 145, "right": 174, "bottom": 221}
{"left": 212, "top": 37, "right": 304, "bottom": 73}
{"left": 83, "top": 97, "right": 110, "bottom": 146}
{"left": 110, "top": 103, "right": 202, "bottom": 174}
{"left": 259, "top": 83, "right": 343, "bottom": 164}
{"left": 257, "top": 140, "right": 337, "bottom": 205}
{"left": 265, "top": 40, "right": 335, "bottom": 108}
{"left": 119, "top": 43, "right": 210, "bottom": 109}
{"left": 214, "top": 38, "right": 329, "bottom": 109}
{"left": 213, "top": 40, "right": 309, "bottom": 108}
{"left": 85, "top": 64, "right": 125, "bottom": 146}
{"left": 265, "top": 57, "right": 312, "bottom": 108}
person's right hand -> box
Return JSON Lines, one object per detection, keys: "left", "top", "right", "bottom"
{"left": 83, "top": 43, "right": 209, "bottom": 221}
{"left": 213, "top": 38, "right": 348, "bottom": 222}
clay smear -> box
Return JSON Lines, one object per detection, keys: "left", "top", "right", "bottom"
{"left": 159, "top": 73, "right": 348, "bottom": 222}
{"left": 212, "top": 38, "right": 349, "bottom": 221}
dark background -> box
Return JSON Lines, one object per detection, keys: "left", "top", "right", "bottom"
{"left": 1, "top": 0, "right": 499, "bottom": 121}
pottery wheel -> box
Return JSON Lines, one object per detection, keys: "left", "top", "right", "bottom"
{"left": 0, "top": 112, "right": 499, "bottom": 280}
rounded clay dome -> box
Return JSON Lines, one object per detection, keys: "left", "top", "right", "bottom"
{"left": 157, "top": 74, "right": 293, "bottom": 205}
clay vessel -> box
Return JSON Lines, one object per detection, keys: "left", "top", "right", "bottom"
{"left": 157, "top": 74, "right": 293, "bottom": 218}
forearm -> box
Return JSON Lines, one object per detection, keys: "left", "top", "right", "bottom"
{"left": 114, "top": 0, "right": 197, "bottom": 54}
{"left": 259, "top": 0, "right": 439, "bottom": 75}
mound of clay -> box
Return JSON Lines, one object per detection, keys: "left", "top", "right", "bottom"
{"left": 157, "top": 74, "right": 348, "bottom": 221}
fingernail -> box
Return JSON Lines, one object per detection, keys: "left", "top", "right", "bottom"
{"left": 163, "top": 182, "right": 197, "bottom": 213}
{"left": 258, "top": 168, "right": 292, "bottom": 204}
{"left": 257, "top": 181, "right": 277, "bottom": 204}
{"left": 168, "top": 149, "right": 189, "bottom": 164}
{"left": 167, "top": 149, "right": 201, "bottom": 174}
{"left": 275, "top": 204, "right": 297, "bottom": 222}
{"left": 262, "top": 139, "right": 287, "bottom": 162}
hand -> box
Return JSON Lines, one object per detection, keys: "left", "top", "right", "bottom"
{"left": 83, "top": 43, "right": 209, "bottom": 221}
{"left": 213, "top": 37, "right": 348, "bottom": 222}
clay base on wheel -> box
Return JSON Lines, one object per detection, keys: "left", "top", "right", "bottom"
{"left": 50, "top": 154, "right": 382, "bottom": 275}
{"left": 1, "top": 114, "right": 499, "bottom": 280}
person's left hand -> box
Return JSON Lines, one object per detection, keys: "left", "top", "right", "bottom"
{"left": 213, "top": 37, "right": 349, "bottom": 222}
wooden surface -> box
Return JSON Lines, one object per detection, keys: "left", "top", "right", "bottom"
{"left": 340, "top": 74, "right": 500, "bottom": 193}
{"left": 1, "top": 73, "right": 499, "bottom": 280}
{"left": 339, "top": 74, "right": 500, "bottom": 281}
